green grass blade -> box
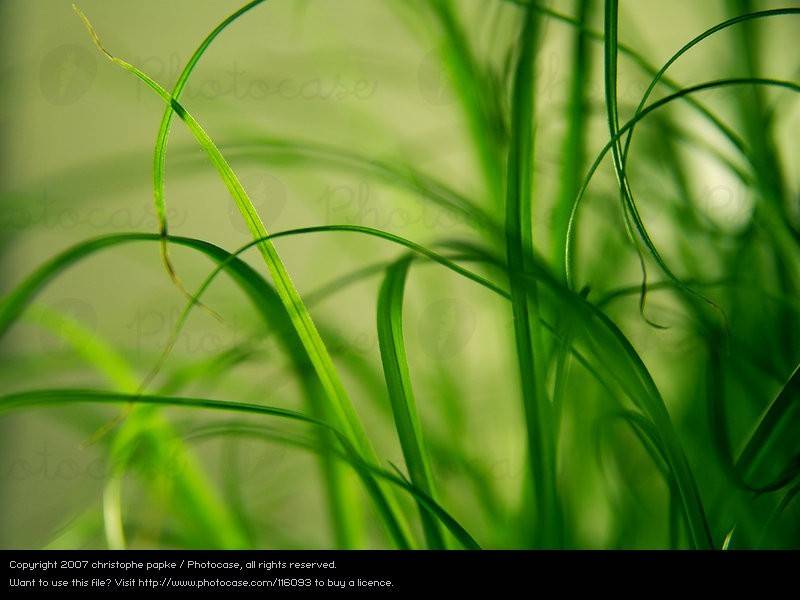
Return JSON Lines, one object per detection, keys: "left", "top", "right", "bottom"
{"left": 737, "top": 362, "right": 800, "bottom": 492}
{"left": 0, "top": 226, "right": 715, "bottom": 548}
{"left": 377, "top": 256, "right": 445, "bottom": 549}
{"left": 505, "top": 0, "right": 750, "bottom": 157}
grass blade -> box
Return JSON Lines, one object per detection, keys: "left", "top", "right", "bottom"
{"left": 377, "top": 256, "right": 446, "bottom": 549}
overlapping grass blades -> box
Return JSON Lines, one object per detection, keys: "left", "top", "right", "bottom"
{"left": 25, "top": 305, "right": 248, "bottom": 548}
{"left": 503, "top": 2, "right": 559, "bottom": 546}
{"left": 0, "top": 388, "right": 480, "bottom": 550}
{"left": 74, "top": 4, "right": 414, "bottom": 548}
{"left": 152, "top": 0, "right": 268, "bottom": 293}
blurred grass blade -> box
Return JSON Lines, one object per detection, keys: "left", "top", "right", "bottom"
{"left": 427, "top": 0, "right": 505, "bottom": 205}
{"left": 26, "top": 305, "right": 249, "bottom": 549}
{"left": 551, "top": 0, "right": 592, "bottom": 278}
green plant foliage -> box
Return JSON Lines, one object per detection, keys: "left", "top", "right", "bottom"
{"left": 1, "top": 0, "right": 798, "bottom": 549}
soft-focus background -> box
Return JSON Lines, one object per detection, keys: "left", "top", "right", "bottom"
{"left": 1, "top": 0, "right": 798, "bottom": 549}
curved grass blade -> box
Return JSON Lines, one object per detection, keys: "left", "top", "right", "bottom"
{"left": 564, "top": 77, "right": 800, "bottom": 286}
{"left": 146, "top": 224, "right": 712, "bottom": 548}
{"left": 504, "top": 0, "right": 748, "bottom": 156}
{"left": 152, "top": 0, "right": 269, "bottom": 296}
{"left": 377, "top": 256, "right": 445, "bottom": 549}
{"left": 620, "top": 7, "right": 800, "bottom": 167}
{"left": 0, "top": 230, "right": 370, "bottom": 547}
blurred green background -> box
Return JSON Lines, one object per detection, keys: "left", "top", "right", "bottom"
{"left": 0, "top": 0, "right": 798, "bottom": 549}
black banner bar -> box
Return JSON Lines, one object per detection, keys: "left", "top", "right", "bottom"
{"left": 3, "top": 550, "right": 798, "bottom": 593}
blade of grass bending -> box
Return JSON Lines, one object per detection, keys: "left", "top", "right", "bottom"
{"left": 0, "top": 389, "right": 480, "bottom": 550}
{"left": 74, "top": 5, "right": 413, "bottom": 548}
{"left": 603, "top": 2, "right": 800, "bottom": 324}
{"left": 564, "top": 76, "right": 800, "bottom": 286}
{"left": 195, "top": 231, "right": 715, "bottom": 547}
{"left": 620, "top": 7, "right": 800, "bottom": 168}
{"left": 603, "top": 0, "right": 664, "bottom": 321}
{"left": 0, "top": 231, "right": 361, "bottom": 546}
{"left": 377, "top": 257, "right": 445, "bottom": 549}
{"left": 504, "top": 3, "right": 559, "bottom": 547}
{"left": 152, "top": 0, "right": 268, "bottom": 297}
